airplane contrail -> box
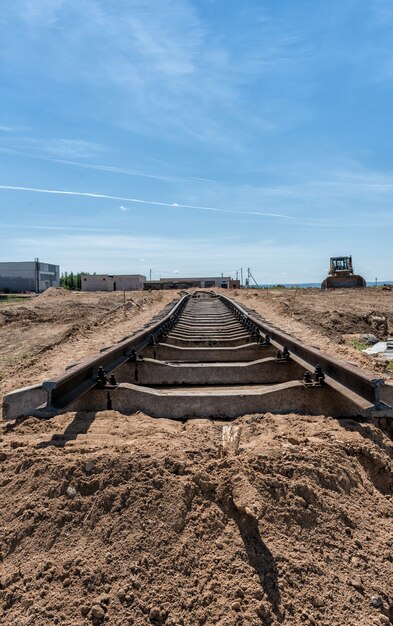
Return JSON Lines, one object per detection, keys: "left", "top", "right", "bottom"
{"left": 0, "top": 185, "right": 291, "bottom": 219}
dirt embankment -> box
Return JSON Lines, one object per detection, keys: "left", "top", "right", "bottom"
{"left": 232, "top": 288, "right": 393, "bottom": 380}
{"left": 0, "top": 289, "right": 176, "bottom": 407}
{"left": 1, "top": 411, "right": 392, "bottom": 626}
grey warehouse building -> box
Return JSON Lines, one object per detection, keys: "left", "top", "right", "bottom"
{"left": 0, "top": 261, "right": 60, "bottom": 293}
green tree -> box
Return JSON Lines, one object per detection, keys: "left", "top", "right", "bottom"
{"left": 60, "top": 271, "right": 88, "bottom": 290}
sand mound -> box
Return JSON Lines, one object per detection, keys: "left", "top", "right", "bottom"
{"left": 37, "top": 287, "right": 70, "bottom": 299}
{"left": 0, "top": 411, "right": 392, "bottom": 626}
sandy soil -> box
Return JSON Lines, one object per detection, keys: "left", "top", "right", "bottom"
{"left": 0, "top": 287, "right": 392, "bottom": 625}
{"left": 232, "top": 288, "right": 393, "bottom": 380}
{"left": 0, "top": 288, "right": 177, "bottom": 409}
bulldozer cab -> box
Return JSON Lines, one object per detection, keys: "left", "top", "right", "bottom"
{"left": 329, "top": 256, "right": 353, "bottom": 275}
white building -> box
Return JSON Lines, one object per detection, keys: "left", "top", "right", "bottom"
{"left": 81, "top": 274, "right": 146, "bottom": 292}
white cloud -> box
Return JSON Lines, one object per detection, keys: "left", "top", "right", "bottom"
{"left": 0, "top": 136, "right": 102, "bottom": 158}
{"left": 9, "top": 0, "right": 67, "bottom": 25}
{"left": 0, "top": 125, "right": 26, "bottom": 132}
{"left": 52, "top": 159, "right": 221, "bottom": 185}
{"left": 1, "top": 210, "right": 389, "bottom": 281}
{"left": 1, "top": 224, "right": 115, "bottom": 232}
{"left": 4, "top": 232, "right": 321, "bottom": 279}
{"left": 0, "top": 1, "right": 308, "bottom": 146}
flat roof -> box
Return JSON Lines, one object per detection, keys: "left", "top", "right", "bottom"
{"left": 146, "top": 276, "right": 233, "bottom": 283}
{"left": 83, "top": 274, "right": 146, "bottom": 278}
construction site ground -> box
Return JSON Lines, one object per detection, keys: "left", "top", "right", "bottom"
{"left": 1, "top": 287, "right": 392, "bottom": 626}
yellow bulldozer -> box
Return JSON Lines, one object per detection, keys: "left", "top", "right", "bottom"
{"left": 321, "top": 256, "right": 366, "bottom": 289}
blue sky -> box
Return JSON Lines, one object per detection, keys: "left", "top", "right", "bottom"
{"left": 1, "top": 0, "right": 393, "bottom": 283}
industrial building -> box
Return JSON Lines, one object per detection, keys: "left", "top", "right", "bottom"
{"left": 81, "top": 274, "right": 146, "bottom": 292}
{"left": 0, "top": 260, "right": 60, "bottom": 293}
{"left": 144, "top": 276, "right": 240, "bottom": 290}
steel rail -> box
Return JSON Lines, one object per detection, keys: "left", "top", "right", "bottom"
{"left": 4, "top": 289, "right": 388, "bottom": 421}
{"left": 42, "top": 294, "right": 190, "bottom": 410}
{"left": 219, "top": 293, "right": 385, "bottom": 408}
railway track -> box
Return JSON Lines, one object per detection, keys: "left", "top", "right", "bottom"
{"left": 3, "top": 291, "right": 392, "bottom": 420}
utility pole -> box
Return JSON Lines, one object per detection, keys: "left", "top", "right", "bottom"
{"left": 240, "top": 268, "right": 243, "bottom": 288}
{"left": 247, "top": 267, "right": 259, "bottom": 288}
{"left": 149, "top": 269, "right": 152, "bottom": 281}
{"left": 35, "top": 257, "right": 40, "bottom": 293}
